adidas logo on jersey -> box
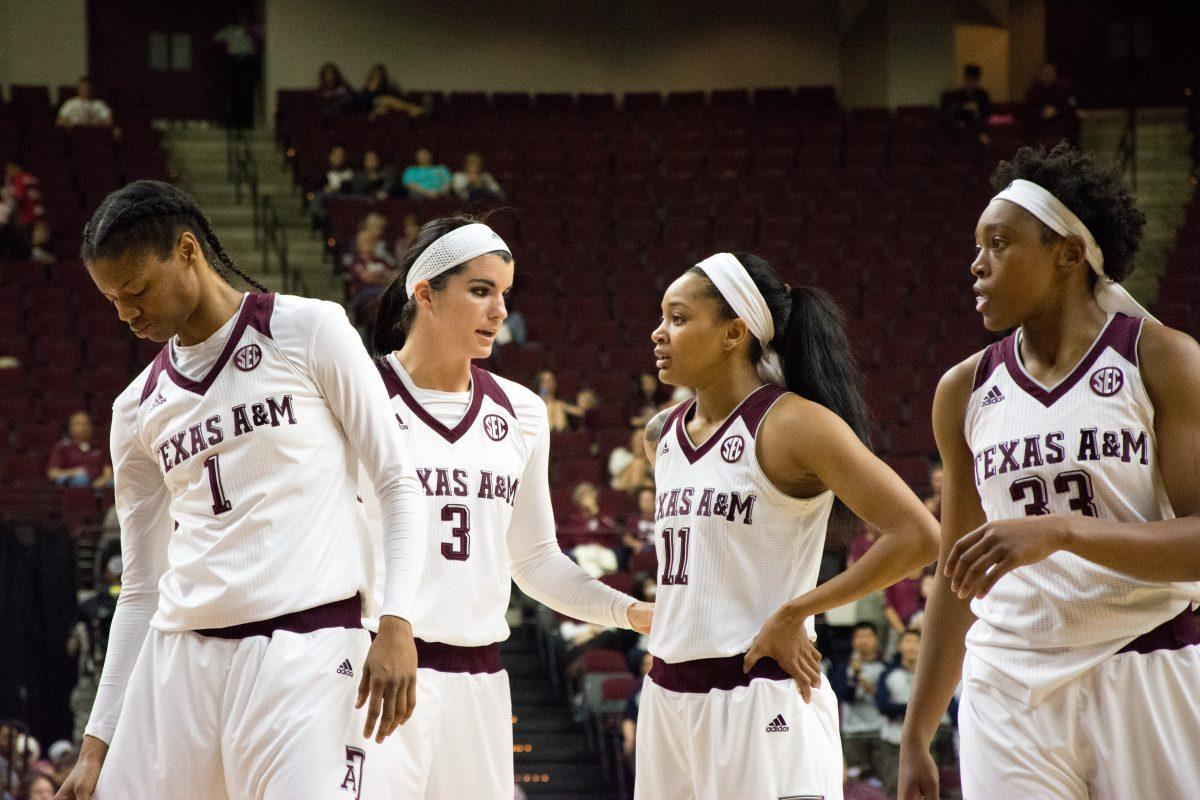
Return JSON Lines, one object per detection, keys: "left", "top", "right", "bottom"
{"left": 394, "top": 413, "right": 408, "bottom": 430}
{"left": 336, "top": 659, "right": 354, "bottom": 677}
{"left": 765, "top": 714, "right": 789, "bottom": 733}
{"left": 149, "top": 392, "right": 167, "bottom": 411}
{"left": 981, "top": 385, "right": 1005, "bottom": 406}
{"left": 660, "top": 440, "right": 670, "bottom": 455}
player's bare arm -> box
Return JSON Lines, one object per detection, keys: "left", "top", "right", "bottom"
{"left": 743, "top": 393, "right": 939, "bottom": 697}
{"left": 897, "top": 354, "right": 988, "bottom": 800}
{"left": 947, "top": 324, "right": 1200, "bottom": 599}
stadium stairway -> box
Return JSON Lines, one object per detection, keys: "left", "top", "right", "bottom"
{"left": 1079, "top": 107, "right": 1194, "bottom": 304}
{"left": 504, "top": 624, "right": 620, "bottom": 800}
{"left": 161, "top": 125, "right": 337, "bottom": 300}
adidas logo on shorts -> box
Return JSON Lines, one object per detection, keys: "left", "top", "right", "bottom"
{"left": 981, "top": 385, "right": 1005, "bottom": 406}
{"left": 765, "top": 714, "right": 789, "bottom": 733}
{"left": 336, "top": 659, "right": 354, "bottom": 677}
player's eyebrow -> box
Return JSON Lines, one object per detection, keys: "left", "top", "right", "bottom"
{"left": 468, "top": 278, "right": 496, "bottom": 288}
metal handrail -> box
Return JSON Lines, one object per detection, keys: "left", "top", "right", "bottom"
{"left": 226, "top": 129, "right": 306, "bottom": 294}
{"left": 1118, "top": 106, "right": 1138, "bottom": 190}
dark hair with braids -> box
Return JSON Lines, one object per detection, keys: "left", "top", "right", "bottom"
{"left": 81, "top": 180, "right": 268, "bottom": 292}
{"left": 688, "top": 253, "right": 871, "bottom": 445}
{"left": 371, "top": 212, "right": 511, "bottom": 356}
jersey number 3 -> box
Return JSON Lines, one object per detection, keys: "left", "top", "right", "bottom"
{"left": 441, "top": 504, "right": 471, "bottom": 561}
{"left": 1010, "top": 470, "right": 1098, "bottom": 517}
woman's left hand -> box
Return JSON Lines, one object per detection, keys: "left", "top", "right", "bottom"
{"left": 743, "top": 607, "right": 822, "bottom": 702}
{"left": 945, "top": 514, "right": 1074, "bottom": 599}
{"left": 627, "top": 601, "right": 654, "bottom": 634}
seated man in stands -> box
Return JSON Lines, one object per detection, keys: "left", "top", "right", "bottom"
{"left": 47, "top": 410, "right": 113, "bottom": 488}
{"left": 402, "top": 147, "right": 452, "bottom": 200}
{"left": 451, "top": 152, "right": 505, "bottom": 203}
{"left": 56, "top": 76, "right": 113, "bottom": 128}
{"left": 562, "top": 481, "right": 620, "bottom": 577}
{"left": 940, "top": 64, "right": 990, "bottom": 141}
{"left": 350, "top": 149, "right": 395, "bottom": 199}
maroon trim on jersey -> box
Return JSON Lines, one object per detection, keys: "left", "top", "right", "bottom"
{"left": 138, "top": 346, "right": 171, "bottom": 405}
{"left": 164, "top": 293, "right": 276, "bottom": 397}
{"left": 415, "top": 638, "right": 503, "bottom": 674}
{"left": 1003, "top": 313, "right": 1138, "bottom": 408}
{"left": 648, "top": 653, "right": 790, "bottom": 693}
{"left": 194, "top": 595, "right": 362, "bottom": 639}
{"left": 472, "top": 366, "right": 516, "bottom": 417}
{"left": 378, "top": 356, "right": 486, "bottom": 443}
{"left": 972, "top": 340, "right": 1007, "bottom": 392}
{"left": 674, "top": 383, "right": 779, "bottom": 465}
{"left": 1115, "top": 607, "right": 1200, "bottom": 657}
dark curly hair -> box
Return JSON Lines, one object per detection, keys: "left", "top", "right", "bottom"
{"left": 81, "top": 180, "right": 267, "bottom": 291}
{"left": 990, "top": 142, "right": 1146, "bottom": 283}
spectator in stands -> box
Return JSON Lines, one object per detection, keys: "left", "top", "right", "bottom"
{"left": 907, "top": 572, "right": 936, "bottom": 631}
{"left": 495, "top": 289, "right": 528, "bottom": 346}
{"left": 831, "top": 622, "right": 888, "bottom": 784}
{"left": 350, "top": 150, "right": 395, "bottom": 200}
{"left": 346, "top": 212, "right": 399, "bottom": 320}
{"left": 56, "top": 76, "right": 113, "bottom": 128}
{"left": 402, "top": 147, "right": 452, "bottom": 200}
{"left": 47, "top": 741, "right": 77, "bottom": 785}
{"left": 212, "top": 11, "right": 261, "bottom": 130}
{"left": 621, "top": 650, "right": 655, "bottom": 760}
{"left": 316, "top": 62, "right": 349, "bottom": 103}
{"left": 1025, "top": 63, "right": 1076, "bottom": 121}
{"left": 621, "top": 485, "right": 657, "bottom": 558}
{"left": 571, "top": 388, "right": 600, "bottom": 429}
{"left": 68, "top": 554, "right": 120, "bottom": 741}
{"left": 564, "top": 481, "right": 619, "bottom": 577}
{"left": 884, "top": 566, "right": 925, "bottom": 649}
{"left": 0, "top": 160, "right": 44, "bottom": 259}
{"left": 537, "top": 370, "right": 583, "bottom": 433}
{"left": 940, "top": 64, "right": 990, "bottom": 142}
{"left": 451, "top": 152, "right": 505, "bottom": 203}
{"left": 631, "top": 373, "right": 666, "bottom": 426}
{"left": 362, "top": 64, "right": 424, "bottom": 120}
{"left": 322, "top": 144, "right": 355, "bottom": 196}
{"left": 876, "top": 629, "right": 921, "bottom": 796}
{"left": 394, "top": 212, "right": 422, "bottom": 259}
{"left": 609, "top": 427, "right": 651, "bottom": 492}
{"left": 46, "top": 411, "right": 112, "bottom": 488}
{"left": 28, "top": 219, "right": 55, "bottom": 265}
{"left": 21, "top": 773, "right": 58, "bottom": 800}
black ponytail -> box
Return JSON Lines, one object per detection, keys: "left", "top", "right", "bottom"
{"left": 370, "top": 211, "right": 512, "bottom": 356}
{"left": 690, "top": 253, "right": 871, "bottom": 445}
{"left": 81, "top": 180, "right": 268, "bottom": 292}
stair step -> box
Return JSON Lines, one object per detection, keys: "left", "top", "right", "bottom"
{"left": 512, "top": 707, "right": 580, "bottom": 736}
{"left": 514, "top": 762, "right": 610, "bottom": 794}
{"left": 513, "top": 732, "right": 591, "bottom": 763}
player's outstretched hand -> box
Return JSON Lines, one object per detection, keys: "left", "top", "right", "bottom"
{"left": 357, "top": 615, "right": 418, "bottom": 743}
{"left": 743, "top": 608, "right": 821, "bottom": 703}
{"left": 897, "top": 740, "right": 940, "bottom": 800}
{"left": 627, "top": 601, "right": 654, "bottom": 634}
{"left": 946, "top": 514, "right": 1070, "bottom": 599}
{"left": 55, "top": 735, "right": 107, "bottom": 800}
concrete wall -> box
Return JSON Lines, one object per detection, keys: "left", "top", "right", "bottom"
{"left": 263, "top": 0, "right": 842, "bottom": 100}
{"left": 0, "top": 0, "right": 87, "bottom": 101}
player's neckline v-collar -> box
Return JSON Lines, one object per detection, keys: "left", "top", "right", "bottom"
{"left": 384, "top": 355, "right": 484, "bottom": 443}
{"left": 675, "top": 383, "right": 776, "bottom": 465}
{"left": 163, "top": 293, "right": 273, "bottom": 396}
{"left": 1006, "top": 313, "right": 1117, "bottom": 407}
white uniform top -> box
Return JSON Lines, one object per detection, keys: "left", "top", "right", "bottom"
{"left": 86, "top": 293, "right": 423, "bottom": 743}
{"left": 964, "top": 312, "right": 1200, "bottom": 705}
{"left": 361, "top": 355, "right": 634, "bottom": 647}
{"left": 649, "top": 384, "right": 835, "bottom": 663}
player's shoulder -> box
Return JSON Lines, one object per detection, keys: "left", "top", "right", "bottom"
{"left": 1136, "top": 319, "right": 1200, "bottom": 400}
{"left": 645, "top": 403, "right": 684, "bottom": 446}
{"left": 270, "top": 292, "right": 348, "bottom": 329}
{"left": 114, "top": 346, "right": 168, "bottom": 421}
{"left": 481, "top": 368, "right": 541, "bottom": 419}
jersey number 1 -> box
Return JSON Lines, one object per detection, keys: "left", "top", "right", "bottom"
{"left": 203, "top": 455, "right": 232, "bottom": 515}
{"left": 660, "top": 527, "right": 690, "bottom": 585}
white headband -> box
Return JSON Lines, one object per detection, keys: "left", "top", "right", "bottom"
{"left": 695, "top": 253, "right": 785, "bottom": 386}
{"left": 993, "top": 179, "right": 1156, "bottom": 322}
{"left": 405, "top": 222, "right": 511, "bottom": 296}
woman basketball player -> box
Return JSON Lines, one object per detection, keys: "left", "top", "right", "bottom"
{"left": 898, "top": 144, "right": 1200, "bottom": 799}
{"left": 58, "top": 181, "right": 424, "bottom": 800}
{"left": 360, "top": 215, "right": 653, "bottom": 798}
{"left": 637, "top": 251, "right": 941, "bottom": 799}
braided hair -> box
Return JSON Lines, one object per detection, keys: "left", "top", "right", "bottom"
{"left": 81, "top": 180, "right": 268, "bottom": 292}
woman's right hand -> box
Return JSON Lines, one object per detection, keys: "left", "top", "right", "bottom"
{"left": 897, "top": 739, "right": 940, "bottom": 800}
{"left": 55, "top": 735, "right": 108, "bottom": 799}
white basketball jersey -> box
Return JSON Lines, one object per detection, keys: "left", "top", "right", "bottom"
{"left": 964, "top": 312, "right": 1200, "bottom": 704}
{"left": 120, "top": 293, "right": 373, "bottom": 631}
{"left": 372, "top": 356, "right": 532, "bottom": 647}
{"left": 649, "top": 384, "right": 835, "bottom": 663}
